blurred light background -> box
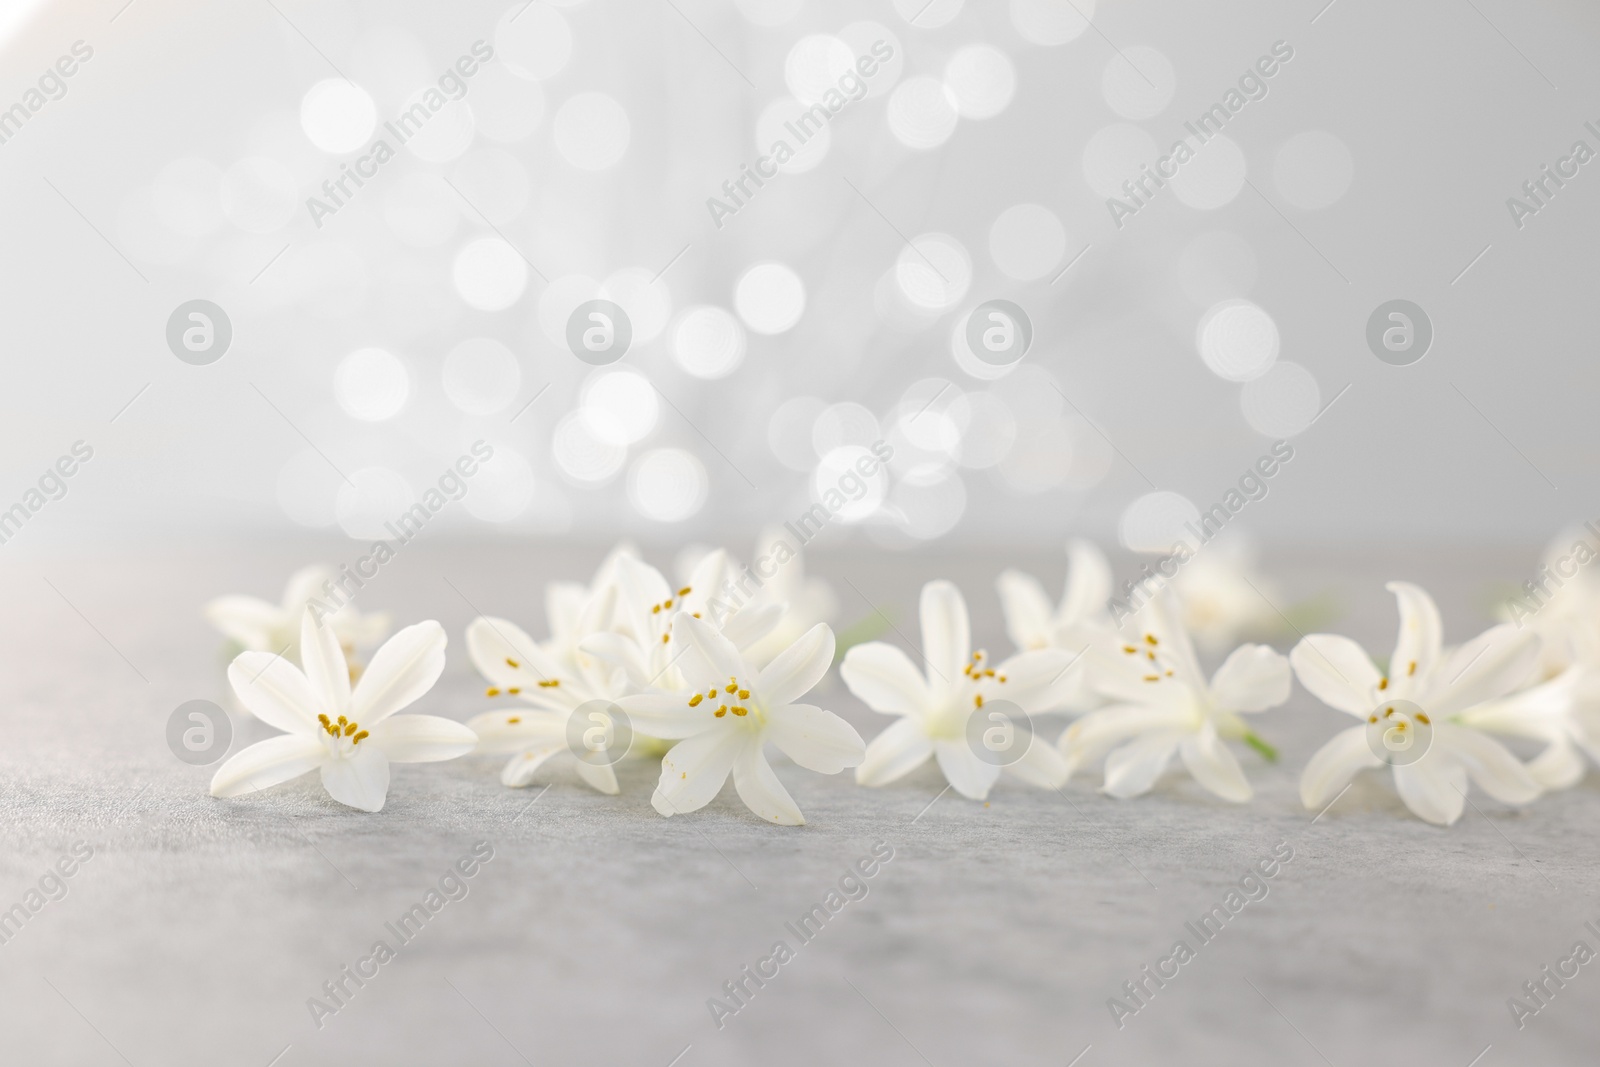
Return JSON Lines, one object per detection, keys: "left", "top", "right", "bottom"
{"left": 1, "top": 0, "right": 1597, "bottom": 558}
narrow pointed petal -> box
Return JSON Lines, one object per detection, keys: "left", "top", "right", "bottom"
{"left": 350, "top": 620, "right": 447, "bottom": 725}
{"left": 920, "top": 580, "right": 971, "bottom": 694}
{"left": 1179, "top": 725, "right": 1252, "bottom": 802}
{"left": 1059, "top": 539, "right": 1113, "bottom": 626}
{"left": 996, "top": 570, "right": 1053, "bottom": 651}
{"left": 990, "top": 648, "right": 1086, "bottom": 714}
{"left": 767, "top": 703, "right": 864, "bottom": 773}
{"left": 210, "top": 735, "right": 325, "bottom": 798}
{"left": 468, "top": 710, "right": 567, "bottom": 754}
{"left": 227, "top": 653, "right": 320, "bottom": 734}
{"left": 501, "top": 746, "right": 565, "bottom": 787}
{"left": 1208, "top": 645, "right": 1291, "bottom": 713}
{"left": 467, "top": 617, "right": 567, "bottom": 690}
{"left": 1059, "top": 704, "right": 1190, "bottom": 771}
{"left": 855, "top": 717, "right": 934, "bottom": 786}
{"left": 1005, "top": 732, "right": 1069, "bottom": 789}
{"left": 732, "top": 745, "right": 804, "bottom": 825}
{"left": 1101, "top": 733, "right": 1180, "bottom": 798}
{"left": 1289, "top": 635, "right": 1382, "bottom": 717}
{"left": 1387, "top": 581, "right": 1443, "bottom": 691}
{"left": 840, "top": 642, "right": 931, "bottom": 715}
{"left": 281, "top": 565, "right": 336, "bottom": 611}
{"left": 615, "top": 554, "right": 673, "bottom": 643}
{"left": 615, "top": 692, "right": 716, "bottom": 740}
{"left": 1434, "top": 725, "right": 1541, "bottom": 804}
{"left": 203, "top": 596, "right": 282, "bottom": 650}
{"left": 367, "top": 715, "right": 477, "bottom": 763}
{"left": 1392, "top": 756, "right": 1467, "bottom": 826}
{"left": 319, "top": 747, "right": 391, "bottom": 812}
{"left": 579, "top": 632, "right": 652, "bottom": 691}
{"left": 1299, "top": 725, "right": 1382, "bottom": 809}
{"left": 573, "top": 758, "right": 621, "bottom": 795}
{"left": 1425, "top": 625, "right": 1540, "bottom": 718}
{"left": 545, "top": 582, "right": 588, "bottom": 646}
{"left": 670, "top": 612, "right": 747, "bottom": 695}
{"left": 652, "top": 730, "right": 743, "bottom": 816}
{"left": 721, "top": 601, "right": 784, "bottom": 651}
{"left": 1527, "top": 738, "right": 1586, "bottom": 791}
{"left": 300, "top": 607, "right": 351, "bottom": 718}
{"left": 756, "top": 624, "right": 834, "bottom": 708}
{"left": 933, "top": 739, "right": 1001, "bottom": 800}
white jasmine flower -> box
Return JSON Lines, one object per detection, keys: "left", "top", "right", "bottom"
{"left": 582, "top": 550, "right": 782, "bottom": 693}
{"left": 618, "top": 614, "right": 864, "bottom": 824}
{"left": 204, "top": 564, "right": 390, "bottom": 665}
{"left": 842, "top": 580, "right": 1078, "bottom": 800}
{"left": 1498, "top": 527, "right": 1600, "bottom": 680}
{"left": 738, "top": 527, "right": 838, "bottom": 668}
{"left": 1453, "top": 667, "right": 1595, "bottom": 791}
{"left": 1171, "top": 542, "right": 1283, "bottom": 656}
{"left": 211, "top": 609, "right": 474, "bottom": 812}
{"left": 1292, "top": 582, "right": 1543, "bottom": 826}
{"left": 1061, "top": 592, "right": 1290, "bottom": 802}
{"left": 996, "top": 539, "right": 1116, "bottom": 712}
{"left": 463, "top": 584, "right": 632, "bottom": 794}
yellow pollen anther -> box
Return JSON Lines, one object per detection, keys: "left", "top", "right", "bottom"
{"left": 738, "top": 689, "right": 750, "bottom": 699}
{"left": 998, "top": 674, "right": 1007, "bottom": 682}
{"left": 664, "top": 599, "right": 674, "bottom": 609}
{"left": 661, "top": 634, "right": 669, "bottom": 644}
{"left": 508, "top": 716, "right": 521, "bottom": 724}
{"left": 1384, "top": 707, "right": 1395, "bottom": 718}
{"left": 1408, "top": 661, "right": 1417, "bottom": 676}
{"left": 1164, "top": 669, "right": 1173, "bottom": 677}
{"left": 344, "top": 722, "right": 357, "bottom": 736}
{"left": 352, "top": 730, "right": 368, "bottom": 744}
{"left": 318, "top": 714, "right": 331, "bottom": 726}
{"left": 689, "top": 693, "right": 704, "bottom": 707}
{"left": 651, "top": 604, "right": 661, "bottom": 614}
{"left": 487, "top": 687, "right": 501, "bottom": 697}
{"left": 1369, "top": 715, "right": 1378, "bottom": 723}
{"left": 692, "top": 612, "right": 701, "bottom": 618}
{"left": 725, "top": 683, "right": 738, "bottom": 693}
{"left": 505, "top": 657, "right": 520, "bottom": 668}
{"left": 974, "top": 694, "right": 984, "bottom": 707}
{"left": 984, "top": 669, "right": 996, "bottom": 677}
{"left": 1145, "top": 634, "right": 1159, "bottom": 646}
{"left": 1378, "top": 678, "right": 1388, "bottom": 690}
{"left": 732, "top": 706, "right": 748, "bottom": 716}
{"left": 337, "top": 716, "right": 348, "bottom": 726}
{"left": 1416, "top": 712, "right": 1430, "bottom": 724}
{"left": 1147, "top": 651, "right": 1156, "bottom": 660}
{"left": 538, "top": 679, "right": 561, "bottom": 688}
{"left": 508, "top": 687, "right": 521, "bottom": 695}
{"left": 1144, "top": 674, "right": 1159, "bottom": 682}
{"left": 715, "top": 707, "right": 726, "bottom": 717}
{"left": 1123, "top": 645, "right": 1137, "bottom": 654}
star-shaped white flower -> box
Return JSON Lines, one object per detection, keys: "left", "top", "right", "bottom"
{"left": 204, "top": 564, "right": 389, "bottom": 665}
{"left": 1292, "top": 582, "right": 1543, "bottom": 826}
{"left": 617, "top": 614, "right": 864, "bottom": 825}
{"left": 210, "top": 609, "right": 475, "bottom": 812}
{"left": 731, "top": 528, "right": 839, "bottom": 668}
{"left": 1060, "top": 591, "right": 1290, "bottom": 802}
{"left": 463, "top": 583, "right": 631, "bottom": 795}
{"left": 841, "top": 580, "right": 1078, "bottom": 801}
{"left": 996, "top": 540, "right": 1116, "bottom": 713}
{"left": 1171, "top": 543, "right": 1284, "bottom": 656}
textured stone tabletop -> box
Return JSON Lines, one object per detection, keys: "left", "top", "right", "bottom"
{"left": 0, "top": 538, "right": 1594, "bottom": 1066}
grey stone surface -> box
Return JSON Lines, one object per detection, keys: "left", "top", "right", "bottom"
{"left": 0, "top": 538, "right": 1595, "bottom": 1066}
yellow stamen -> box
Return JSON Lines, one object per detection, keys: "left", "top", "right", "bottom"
{"left": 689, "top": 693, "right": 704, "bottom": 707}
{"left": 487, "top": 687, "right": 501, "bottom": 697}
{"left": 1416, "top": 712, "right": 1430, "bottom": 724}
{"left": 505, "top": 657, "right": 520, "bottom": 668}
{"left": 679, "top": 586, "right": 692, "bottom": 596}
{"left": 1145, "top": 634, "right": 1159, "bottom": 646}
{"left": 974, "top": 694, "right": 984, "bottom": 707}
{"left": 352, "top": 730, "right": 368, "bottom": 744}
{"left": 732, "top": 706, "right": 748, "bottom": 716}
{"left": 508, "top": 716, "right": 521, "bottom": 724}
{"left": 1378, "top": 678, "right": 1388, "bottom": 690}
{"left": 715, "top": 707, "right": 726, "bottom": 717}
{"left": 508, "top": 687, "right": 521, "bottom": 695}
{"left": 1408, "top": 661, "right": 1417, "bottom": 676}
{"left": 738, "top": 689, "right": 750, "bottom": 699}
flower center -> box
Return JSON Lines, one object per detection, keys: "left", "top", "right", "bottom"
{"left": 647, "top": 587, "right": 701, "bottom": 644}
{"left": 1120, "top": 632, "right": 1177, "bottom": 683}
{"left": 317, "top": 713, "right": 369, "bottom": 754}
{"left": 687, "top": 675, "right": 761, "bottom": 724}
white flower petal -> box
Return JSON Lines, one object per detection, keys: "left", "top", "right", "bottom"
{"left": 996, "top": 569, "right": 1053, "bottom": 651}
{"left": 210, "top": 734, "right": 325, "bottom": 798}
{"left": 1527, "top": 738, "right": 1587, "bottom": 791}
{"left": 1208, "top": 645, "right": 1291, "bottom": 713}
{"left": 1289, "top": 635, "right": 1382, "bottom": 717}
{"left": 732, "top": 744, "right": 804, "bottom": 825}
{"left": 1424, "top": 625, "right": 1539, "bottom": 718}
{"left": 469, "top": 710, "right": 567, "bottom": 753}
{"left": 467, "top": 617, "right": 567, "bottom": 690}
{"left": 856, "top": 717, "right": 934, "bottom": 786}
{"left": 367, "top": 715, "right": 477, "bottom": 763}
{"left": 501, "top": 746, "right": 565, "bottom": 787}
{"left": 1101, "top": 732, "right": 1181, "bottom": 798}
{"left": 1392, "top": 755, "right": 1467, "bottom": 826}
{"left": 299, "top": 607, "right": 351, "bottom": 718}
{"left": 1387, "top": 581, "right": 1443, "bottom": 691}
{"left": 319, "top": 746, "right": 391, "bottom": 812}
{"left": 1005, "top": 733, "right": 1069, "bottom": 789}
{"left": 1179, "top": 725, "right": 1252, "bottom": 802}
{"left": 1143, "top": 591, "right": 1205, "bottom": 689}
{"left": 573, "top": 758, "right": 621, "bottom": 795}
{"left": 840, "top": 642, "right": 931, "bottom": 715}
{"left": 204, "top": 596, "right": 282, "bottom": 651}
{"left": 990, "top": 648, "right": 1085, "bottom": 713}
{"left": 1059, "top": 539, "right": 1113, "bottom": 626}
{"left": 920, "top": 580, "right": 971, "bottom": 694}
{"left": 670, "top": 612, "right": 747, "bottom": 695}
{"left": 281, "top": 564, "right": 336, "bottom": 610}
{"left": 1299, "top": 724, "right": 1381, "bottom": 809}
{"left": 767, "top": 703, "right": 865, "bottom": 773}
{"left": 227, "top": 653, "right": 320, "bottom": 733}
{"left": 1434, "top": 724, "right": 1540, "bottom": 805}
{"left": 616, "top": 693, "right": 717, "bottom": 740}
{"left": 933, "top": 738, "right": 1001, "bottom": 800}
{"left": 546, "top": 582, "right": 588, "bottom": 646}
{"left": 616, "top": 554, "right": 672, "bottom": 642}
{"left": 580, "top": 632, "right": 653, "bottom": 691}
{"left": 350, "top": 620, "right": 447, "bottom": 725}
{"left": 721, "top": 601, "right": 784, "bottom": 651}
{"left": 652, "top": 730, "right": 744, "bottom": 816}
{"left": 756, "top": 624, "right": 834, "bottom": 709}
{"left": 1060, "top": 704, "right": 1190, "bottom": 771}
